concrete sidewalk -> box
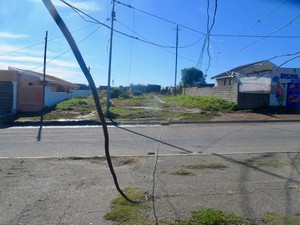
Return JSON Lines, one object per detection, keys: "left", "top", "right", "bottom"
{"left": 1, "top": 152, "right": 300, "bottom": 225}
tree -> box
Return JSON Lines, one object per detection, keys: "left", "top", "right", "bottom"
{"left": 181, "top": 67, "right": 206, "bottom": 87}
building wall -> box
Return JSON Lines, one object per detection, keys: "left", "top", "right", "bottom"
{"left": 17, "top": 73, "right": 43, "bottom": 112}
{"left": 0, "top": 70, "right": 18, "bottom": 82}
{"left": 183, "top": 85, "right": 239, "bottom": 103}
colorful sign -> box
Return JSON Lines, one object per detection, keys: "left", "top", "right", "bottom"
{"left": 269, "top": 74, "right": 300, "bottom": 107}
{"left": 286, "top": 83, "right": 300, "bottom": 107}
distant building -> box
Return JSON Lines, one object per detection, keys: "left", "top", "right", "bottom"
{"left": 130, "top": 84, "right": 161, "bottom": 93}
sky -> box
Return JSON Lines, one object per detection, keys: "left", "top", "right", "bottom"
{"left": 0, "top": 0, "right": 300, "bottom": 87}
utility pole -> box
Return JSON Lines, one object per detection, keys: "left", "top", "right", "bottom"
{"left": 174, "top": 25, "right": 179, "bottom": 96}
{"left": 42, "top": 31, "right": 48, "bottom": 109}
{"left": 106, "top": 0, "right": 116, "bottom": 115}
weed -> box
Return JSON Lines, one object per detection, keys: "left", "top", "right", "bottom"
{"left": 260, "top": 213, "right": 300, "bottom": 225}
{"left": 185, "top": 163, "right": 229, "bottom": 170}
{"left": 172, "top": 208, "right": 248, "bottom": 225}
{"left": 170, "top": 169, "right": 195, "bottom": 176}
{"left": 248, "top": 160, "right": 287, "bottom": 168}
{"left": 104, "top": 187, "right": 149, "bottom": 225}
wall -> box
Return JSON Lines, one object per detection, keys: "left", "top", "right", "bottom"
{"left": 17, "top": 73, "right": 43, "bottom": 112}
{"left": 45, "top": 88, "right": 91, "bottom": 108}
{"left": 184, "top": 85, "right": 270, "bottom": 109}
{"left": 0, "top": 70, "right": 18, "bottom": 82}
{"left": 183, "top": 85, "right": 239, "bottom": 103}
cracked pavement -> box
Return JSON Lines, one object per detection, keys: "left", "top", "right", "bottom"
{"left": 1, "top": 152, "right": 300, "bottom": 225}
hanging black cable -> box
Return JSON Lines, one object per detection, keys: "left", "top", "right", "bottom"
{"left": 42, "top": 0, "right": 143, "bottom": 204}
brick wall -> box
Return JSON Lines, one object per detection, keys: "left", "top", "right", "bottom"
{"left": 183, "top": 85, "right": 270, "bottom": 109}
{"left": 183, "top": 85, "right": 239, "bottom": 103}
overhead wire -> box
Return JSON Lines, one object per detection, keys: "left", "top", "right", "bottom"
{"left": 115, "top": 0, "right": 300, "bottom": 39}
{"left": 59, "top": 0, "right": 175, "bottom": 49}
{"left": 29, "top": 25, "right": 103, "bottom": 72}
{"left": 239, "top": 13, "right": 300, "bottom": 52}
{"left": 115, "top": 0, "right": 206, "bottom": 35}
{"left": 0, "top": 24, "right": 95, "bottom": 56}
{"left": 244, "top": 0, "right": 287, "bottom": 33}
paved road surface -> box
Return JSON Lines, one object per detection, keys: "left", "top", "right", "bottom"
{"left": 0, "top": 122, "right": 300, "bottom": 158}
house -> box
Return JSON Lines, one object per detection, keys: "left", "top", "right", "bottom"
{"left": 183, "top": 60, "right": 300, "bottom": 109}
{"left": 0, "top": 67, "right": 90, "bottom": 114}
{"left": 211, "top": 60, "right": 300, "bottom": 107}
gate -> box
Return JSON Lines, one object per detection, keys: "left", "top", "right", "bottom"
{"left": 0, "top": 82, "right": 13, "bottom": 114}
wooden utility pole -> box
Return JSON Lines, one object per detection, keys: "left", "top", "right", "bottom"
{"left": 174, "top": 25, "right": 179, "bottom": 96}
{"left": 42, "top": 31, "right": 48, "bottom": 109}
{"left": 106, "top": 0, "right": 116, "bottom": 114}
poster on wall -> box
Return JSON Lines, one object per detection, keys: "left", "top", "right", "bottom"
{"left": 286, "top": 83, "right": 300, "bottom": 107}
{"left": 269, "top": 73, "right": 300, "bottom": 107}
{"left": 270, "top": 76, "right": 287, "bottom": 106}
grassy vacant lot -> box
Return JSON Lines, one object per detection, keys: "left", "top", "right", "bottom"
{"left": 19, "top": 92, "right": 237, "bottom": 122}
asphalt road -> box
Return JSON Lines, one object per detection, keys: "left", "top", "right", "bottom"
{"left": 1, "top": 122, "right": 300, "bottom": 158}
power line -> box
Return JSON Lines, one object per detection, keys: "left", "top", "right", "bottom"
{"left": 115, "top": 0, "right": 206, "bottom": 35}
{"left": 115, "top": 0, "right": 300, "bottom": 39}
{"left": 276, "top": 55, "right": 300, "bottom": 68}
{"left": 240, "top": 13, "right": 300, "bottom": 52}
{"left": 244, "top": 0, "right": 287, "bottom": 32}
{"left": 30, "top": 25, "right": 103, "bottom": 71}
{"left": 59, "top": 0, "right": 175, "bottom": 49}
{"left": 0, "top": 24, "right": 96, "bottom": 56}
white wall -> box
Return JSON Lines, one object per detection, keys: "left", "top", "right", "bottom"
{"left": 44, "top": 87, "right": 91, "bottom": 107}
{"left": 238, "top": 74, "right": 272, "bottom": 92}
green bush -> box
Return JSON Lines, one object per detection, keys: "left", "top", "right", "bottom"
{"left": 132, "top": 90, "right": 143, "bottom": 96}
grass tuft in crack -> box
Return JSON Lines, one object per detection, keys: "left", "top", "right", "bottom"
{"left": 104, "top": 187, "right": 149, "bottom": 225}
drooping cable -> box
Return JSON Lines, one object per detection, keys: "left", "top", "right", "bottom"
{"left": 59, "top": 0, "right": 175, "bottom": 49}
{"left": 42, "top": 0, "right": 143, "bottom": 204}
{"left": 205, "top": 0, "right": 218, "bottom": 76}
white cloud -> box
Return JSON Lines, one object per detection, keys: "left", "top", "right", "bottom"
{"left": 0, "top": 32, "right": 28, "bottom": 39}
{"left": 30, "top": 0, "right": 102, "bottom": 12}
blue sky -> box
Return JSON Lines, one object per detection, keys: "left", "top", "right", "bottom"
{"left": 0, "top": 0, "right": 299, "bottom": 87}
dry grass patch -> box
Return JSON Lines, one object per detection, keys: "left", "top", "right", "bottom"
{"left": 185, "top": 163, "right": 229, "bottom": 170}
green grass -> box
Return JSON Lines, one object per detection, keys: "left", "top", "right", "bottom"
{"left": 185, "top": 163, "right": 229, "bottom": 170}
{"left": 171, "top": 208, "right": 248, "bottom": 225}
{"left": 104, "top": 187, "right": 149, "bottom": 225}
{"left": 55, "top": 95, "right": 95, "bottom": 112}
{"left": 260, "top": 213, "right": 300, "bottom": 225}
{"left": 104, "top": 189, "right": 250, "bottom": 225}
{"left": 17, "top": 93, "right": 238, "bottom": 122}
{"left": 162, "top": 95, "right": 237, "bottom": 112}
